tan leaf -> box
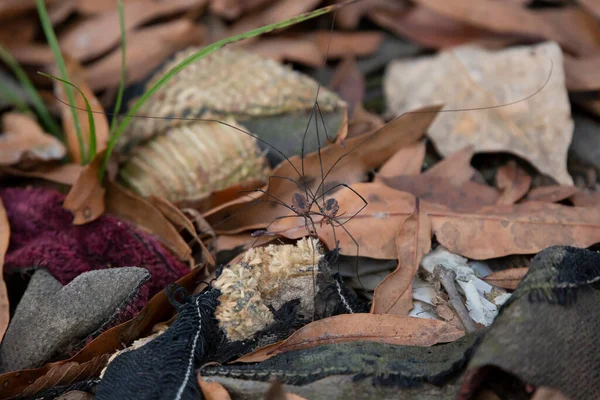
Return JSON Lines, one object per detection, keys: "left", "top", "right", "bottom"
{"left": 337, "top": 0, "right": 407, "bottom": 29}
{"left": 55, "top": 57, "right": 109, "bottom": 164}
{"left": 245, "top": 38, "right": 324, "bottom": 67}
{"left": 198, "top": 374, "right": 232, "bottom": 400}
{"left": 0, "top": 113, "right": 65, "bottom": 168}
{"left": 205, "top": 105, "right": 441, "bottom": 235}
{"left": 483, "top": 267, "right": 528, "bottom": 290}
{"left": 375, "top": 140, "right": 426, "bottom": 179}
{"left": 1, "top": 164, "right": 82, "bottom": 185}
{"left": 385, "top": 41, "right": 574, "bottom": 185}
{"left": 570, "top": 189, "right": 600, "bottom": 208}
{"left": 302, "top": 30, "right": 384, "bottom": 59}
{"left": 525, "top": 185, "right": 579, "bottom": 203}
{"left": 60, "top": 0, "right": 205, "bottom": 62}
{"left": 328, "top": 57, "right": 365, "bottom": 116}
{"left": 564, "top": 54, "right": 600, "bottom": 91}
{"left": 414, "top": 0, "right": 600, "bottom": 56}
{"left": 63, "top": 153, "right": 106, "bottom": 225}
{"left": 371, "top": 198, "right": 431, "bottom": 315}
{"left": 209, "top": 0, "right": 274, "bottom": 20}
{"left": 236, "top": 313, "right": 463, "bottom": 363}
{"left": 0, "top": 197, "right": 9, "bottom": 344}
{"left": 86, "top": 19, "right": 204, "bottom": 90}
{"left": 495, "top": 161, "right": 532, "bottom": 205}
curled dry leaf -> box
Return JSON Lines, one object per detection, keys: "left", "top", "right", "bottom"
{"left": 374, "top": 140, "right": 426, "bottom": 179}
{"left": 55, "top": 56, "right": 109, "bottom": 164}
{"left": 63, "top": 152, "right": 106, "bottom": 225}
{"left": 59, "top": 0, "right": 204, "bottom": 62}
{"left": 205, "top": 105, "right": 441, "bottom": 235}
{"left": 385, "top": 41, "right": 574, "bottom": 185}
{"left": 0, "top": 113, "right": 65, "bottom": 168}
{"left": 198, "top": 374, "right": 232, "bottom": 400}
{"left": 0, "top": 198, "right": 9, "bottom": 344}
{"left": 525, "top": 185, "right": 579, "bottom": 203}
{"left": 86, "top": 19, "right": 204, "bottom": 90}
{"left": 0, "top": 268, "right": 204, "bottom": 399}
{"left": 371, "top": 199, "right": 431, "bottom": 315}
{"left": 236, "top": 313, "right": 463, "bottom": 363}
{"left": 483, "top": 267, "right": 529, "bottom": 290}
{"left": 495, "top": 161, "right": 532, "bottom": 205}
{"left": 414, "top": 0, "right": 600, "bottom": 56}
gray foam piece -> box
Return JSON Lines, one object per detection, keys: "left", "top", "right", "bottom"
{"left": 0, "top": 267, "right": 150, "bottom": 373}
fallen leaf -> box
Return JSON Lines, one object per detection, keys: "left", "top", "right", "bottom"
{"left": 63, "top": 152, "right": 106, "bottom": 225}
{"left": 0, "top": 15, "right": 37, "bottom": 47}
{"left": 302, "top": 31, "right": 384, "bottom": 59}
{"left": 414, "top": 0, "right": 600, "bottom": 56}
{"left": 59, "top": 0, "right": 205, "bottom": 62}
{"left": 55, "top": 56, "right": 109, "bottom": 164}
{"left": 264, "top": 382, "right": 307, "bottom": 400}
{"left": 371, "top": 198, "right": 431, "bottom": 315}
{"left": 337, "top": 0, "right": 407, "bottom": 29}
{"left": 75, "top": 0, "right": 142, "bottom": 15}
{"left": 385, "top": 41, "right": 574, "bottom": 185}
{"left": 236, "top": 313, "right": 463, "bottom": 363}
{"left": 198, "top": 374, "right": 232, "bottom": 400}
{"left": 48, "top": 0, "right": 76, "bottom": 25}
{"left": 495, "top": 161, "right": 532, "bottom": 205}
{"left": 525, "top": 185, "right": 579, "bottom": 203}
{"left": 570, "top": 189, "right": 600, "bottom": 207}
{"left": 176, "top": 179, "right": 265, "bottom": 213}
{"left": 86, "top": 19, "right": 204, "bottom": 90}
{"left": 0, "top": 197, "right": 9, "bottom": 344}
{"left": 244, "top": 38, "right": 324, "bottom": 67}
{"left": 205, "top": 105, "right": 441, "bottom": 235}
{"left": 564, "top": 54, "right": 600, "bottom": 91}
{"left": 483, "top": 267, "right": 528, "bottom": 290}
{"left": 580, "top": 0, "right": 600, "bottom": 20}
{"left": 105, "top": 181, "right": 193, "bottom": 263}
{"left": 1, "top": 164, "right": 82, "bottom": 185}
{"left": 8, "top": 43, "right": 55, "bottom": 65}
{"left": 209, "top": 0, "right": 274, "bottom": 20}
{"left": 0, "top": 267, "right": 204, "bottom": 399}
{"left": 424, "top": 145, "right": 475, "bottom": 185}
{"left": 328, "top": 57, "right": 365, "bottom": 117}
{"left": 0, "top": 113, "right": 66, "bottom": 168}
{"left": 375, "top": 140, "right": 426, "bottom": 180}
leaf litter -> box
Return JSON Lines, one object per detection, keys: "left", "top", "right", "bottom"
{"left": 3, "top": 0, "right": 600, "bottom": 398}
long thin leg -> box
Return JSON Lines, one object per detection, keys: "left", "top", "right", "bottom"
{"left": 249, "top": 213, "right": 306, "bottom": 249}
{"left": 336, "top": 221, "right": 364, "bottom": 293}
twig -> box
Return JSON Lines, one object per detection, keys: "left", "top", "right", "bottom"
{"left": 434, "top": 264, "right": 477, "bottom": 333}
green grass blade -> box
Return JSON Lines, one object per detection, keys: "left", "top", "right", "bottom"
{"left": 0, "top": 45, "right": 62, "bottom": 137}
{"left": 39, "top": 72, "right": 97, "bottom": 161}
{"left": 100, "top": 0, "right": 356, "bottom": 179}
{"left": 36, "top": 0, "right": 87, "bottom": 164}
{"left": 110, "top": 0, "right": 127, "bottom": 135}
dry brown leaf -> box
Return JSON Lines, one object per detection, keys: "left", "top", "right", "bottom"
{"left": 328, "top": 57, "right": 365, "bottom": 117}
{"left": 205, "top": 105, "right": 441, "bottom": 235}
{"left": 236, "top": 313, "right": 463, "bottom": 363}
{"left": 244, "top": 38, "right": 324, "bottom": 67}
{"left": 495, "top": 161, "right": 532, "bottom": 205}
{"left": 424, "top": 146, "right": 475, "bottom": 185}
{"left": 570, "top": 189, "right": 600, "bottom": 207}
{"left": 371, "top": 199, "right": 431, "bottom": 315}
{"left": 55, "top": 57, "right": 109, "bottom": 164}
{"left": 580, "top": 0, "right": 600, "bottom": 20}
{"left": 1, "top": 164, "right": 82, "bottom": 185}
{"left": 303, "top": 31, "right": 384, "bottom": 59}
{"left": 375, "top": 140, "right": 426, "bottom": 180}
{"left": 60, "top": 0, "right": 204, "bottom": 62}
{"left": 177, "top": 179, "right": 265, "bottom": 213}
{"left": 105, "top": 181, "right": 193, "bottom": 262}
{"left": 525, "top": 185, "right": 579, "bottom": 203}
{"left": 337, "top": 0, "right": 407, "bottom": 29}
{"left": 264, "top": 382, "right": 307, "bottom": 400}
{"left": 48, "top": 0, "right": 76, "bottom": 25}
{"left": 0, "top": 0, "right": 54, "bottom": 20}
{"left": 0, "top": 113, "right": 66, "bottom": 168}
{"left": 0, "top": 268, "right": 204, "bottom": 399}
{"left": 564, "top": 54, "right": 600, "bottom": 91}
{"left": 415, "top": 0, "right": 600, "bottom": 56}
{"left": 86, "top": 19, "right": 204, "bottom": 90}
{"left": 385, "top": 41, "right": 574, "bottom": 185}
{"left": 483, "top": 267, "right": 528, "bottom": 290}
{"left": 76, "top": 0, "right": 142, "bottom": 15}
{"left": 9, "top": 43, "right": 55, "bottom": 65}
{"left": 63, "top": 153, "right": 106, "bottom": 225}
{"left": 368, "top": 6, "right": 501, "bottom": 50}
{"left": 209, "top": 0, "right": 274, "bottom": 20}
{"left": 0, "top": 15, "right": 37, "bottom": 46}
{"left": 0, "top": 197, "right": 9, "bottom": 344}
{"left": 198, "top": 374, "right": 232, "bottom": 400}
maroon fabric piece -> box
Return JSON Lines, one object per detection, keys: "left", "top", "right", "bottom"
{"left": 1, "top": 187, "right": 189, "bottom": 300}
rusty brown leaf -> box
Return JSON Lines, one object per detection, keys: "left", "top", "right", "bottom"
{"left": 86, "top": 19, "right": 204, "bottom": 90}
{"left": 205, "top": 105, "right": 441, "bottom": 235}
{"left": 495, "top": 161, "right": 532, "bottom": 205}
{"left": 424, "top": 146, "right": 476, "bottom": 185}
{"left": 302, "top": 31, "right": 384, "bottom": 59}
{"left": 564, "top": 54, "right": 600, "bottom": 91}
{"left": 0, "top": 113, "right": 66, "bottom": 168}
{"left": 525, "top": 185, "right": 579, "bottom": 203}
{"left": 375, "top": 140, "right": 426, "bottom": 180}
{"left": 385, "top": 42, "right": 574, "bottom": 185}
{"left": 198, "top": 374, "right": 232, "bottom": 400}
{"left": 60, "top": 0, "right": 205, "bottom": 62}
{"left": 371, "top": 198, "right": 431, "bottom": 315}
{"left": 236, "top": 313, "right": 464, "bottom": 363}
{"left": 63, "top": 152, "right": 106, "bottom": 225}
{"left": 55, "top": 57, "right": 109, "bottom": 164}
{"left": 414, "top": 0, "right": 600, "bottom": 56}
{"left": 483, "top": 267, "right": 528, "bottom": 290}
{"left": 0, "top": 197, "right": 9, "bottom": 344}
{"left": 244, "top": 38, "right": 324, "bottom": 67}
